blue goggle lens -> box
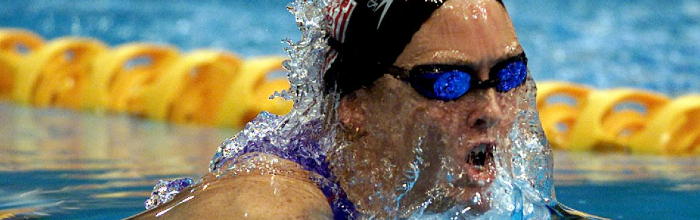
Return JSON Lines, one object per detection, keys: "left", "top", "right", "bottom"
{"left": 410, "top": 70, "right": 471, "bottom": 101}
{"left": 406, "top": 58, "right": 527, "bottom": 101}
{"left": 495, "top": 60, "right": 527, "bottom": 93}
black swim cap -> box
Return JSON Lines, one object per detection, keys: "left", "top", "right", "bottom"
{"left": 324, "top": 0, "right": 446, "bottom": 96}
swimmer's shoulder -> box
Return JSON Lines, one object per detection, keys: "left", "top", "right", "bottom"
{"left": 126, "top": 153, "right": 333, "bottom": 220}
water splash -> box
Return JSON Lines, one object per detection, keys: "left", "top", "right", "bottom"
{"left": 207, "top": 0, "right": 336, "bottom": 177}
{"left": 144, "top": 178, "right": 194, "bottom": 210}
{"left": 145, "top": 0, "right": 337, "bottom": 212}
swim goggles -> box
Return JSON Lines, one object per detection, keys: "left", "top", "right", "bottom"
{"left": 386, "top": 53, "right": 528, "bottom": 101}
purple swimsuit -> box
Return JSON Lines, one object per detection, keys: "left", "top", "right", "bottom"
{"left": 206, "top": 115, "right": 357, "bottom": 220}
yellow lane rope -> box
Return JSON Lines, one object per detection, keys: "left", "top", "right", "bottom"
{"left": 1, "top": 28, "right": 292, "bottom": 129}
{"left": 13, "top": 37, "right": 107, "bottom": 109}
{"left": 217, "top": 56, "right": 292, "bottom": 129}
{"left": 2, "top": 29, "right": 697, "bottom": 155}
{"left": 84, "top": 43, "right": 179, "bottom": 115}
{"left": 537, "top": 82, "right": 700, "bottom": 155}
{"left": 0, "top": 29, "right": 44, "bottom": 99}
{"left": 0, "top": 53, "right": 17, "bottom": 100}
{"left": 144, "top": 50, "right": 243, "bottom": 125}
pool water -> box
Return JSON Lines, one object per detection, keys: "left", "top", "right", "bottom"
{"left": 553, "top": 152, "right": 700, "bottom": 219}
{"left": 0, "top": 104, "right": 230, "bottom": 219}
{"left": 2, "top": 103, "right": 699, "bottom": 219}
{"left": 1, "top": 0, "right": 699, "bottom": 219}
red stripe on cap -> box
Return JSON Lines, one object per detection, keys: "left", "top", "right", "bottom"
{"left": 338, "top": 1, "right": 356, "bottom": 43}
{"left": 328, "top": 1, "right": 342, "bottom": 40}
{"left": 329, "top": 0, "right": 356, "bottom": 43}
{"left": 333, "top": 5, "right": 343, "bottom": 39}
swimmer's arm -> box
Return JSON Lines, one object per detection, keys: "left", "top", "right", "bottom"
{"left": 126, "top": 154, "right": 333, "bottom": 220}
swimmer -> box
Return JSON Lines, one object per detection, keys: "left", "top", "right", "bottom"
{"left": 129, "top": 0, "right": 602, "bottom": 219}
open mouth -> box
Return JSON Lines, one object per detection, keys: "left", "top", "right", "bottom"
{"left": 464, "top": 143, "right": 495, "bottom": 184}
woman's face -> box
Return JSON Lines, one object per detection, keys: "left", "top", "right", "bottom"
{"left": 332, "top": 0, "right": 526, "bottom": 217}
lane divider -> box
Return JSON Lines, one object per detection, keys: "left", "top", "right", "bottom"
{"left": 0, "top": 29, "right": 44, "bottom": 100}
{"left": 2, "top": 29, "right": 697, "bottom": 155}
{"left": 0, "top": 29, "right": 292, "bottom": 129}
{"left": 537, "top": 82, "right": 700, "bottom": 155}
{"left": 145, "top": 50, "right": 242, "bottom": 125}
{"left": 85, "top": 43, "right": 179, "bottom": 115}
{"left": 14, "top": 38, "right": 108, "bottom": 109}
{"left": 217, "top": 56, "right": 292, "bottom": 128}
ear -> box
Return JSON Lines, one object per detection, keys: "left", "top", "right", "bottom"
{"left": 337, "top": 94, "right": 366, "bottom": 132}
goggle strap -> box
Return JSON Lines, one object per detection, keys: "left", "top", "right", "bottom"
{"left": 385, "top": 65, "right": 411, "bottom": 80}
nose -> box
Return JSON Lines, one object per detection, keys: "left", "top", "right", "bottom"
{"left": 468, "top": 89, "right": 505, "bottom": 131}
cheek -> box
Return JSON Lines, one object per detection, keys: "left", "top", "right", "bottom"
{"left": 426, "top": 102, "right": 462, "bottom": 131}
{"left": 347, "top": 81, "right": 432, "bottom": 151}
{"left": 498, "top": 87, "right": 526, "bottom": 120}
{"left": 494, "top": 83, "right": 533, "bottom": 136}
{"left": 338, "top": 103, "right": 365, "bottom": 131}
